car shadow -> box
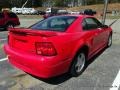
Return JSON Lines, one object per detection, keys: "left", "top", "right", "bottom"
{"left": 30, "top": 72, "right": 72, "bottom": 85}
{"left": 86, "top": 47, "right": 107, "bottom": 66}
{"left": 31, "top": 47, "right": 107, "bottom": 85}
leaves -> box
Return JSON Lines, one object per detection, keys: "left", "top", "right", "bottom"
{"left": 1, "top": 0, "right": 120, "bottom": 8}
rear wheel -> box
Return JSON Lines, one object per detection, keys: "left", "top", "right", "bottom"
{"left": 107, "top": 34, "right": 112, "bottom": 47}
{"left": 70, "top": 51, "right": 86, "bottom": 77}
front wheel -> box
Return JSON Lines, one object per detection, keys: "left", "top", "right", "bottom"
{"left": 70, "top": 51, "right": 86, "bottom": 77}
{"left": 7, "top": 24, "right": 14, "bottom": 28}
{"left": 5, "top": 23, "right": 14, "bottom": 30}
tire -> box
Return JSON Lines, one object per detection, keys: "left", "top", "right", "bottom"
{"left": 107, "top": 34, "right": 112, "bottom": 47}
{"left": 7, "top": 24, "right": 14, "bottom": 28}
{"left": 5, "top": 23, "right": 14, "bottom": 30}
{"left": 70, "top": 51, "right": 86, "bottom": 77}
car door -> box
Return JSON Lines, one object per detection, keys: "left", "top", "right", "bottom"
{"left": 93, "top": 18, "right": 109, "bottom": 46}
{"left": 82, "top": 17, "right": 104, "bottom": 56}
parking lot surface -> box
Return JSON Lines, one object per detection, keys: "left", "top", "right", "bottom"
{"left": 0, "top": 18, "right": 120, "bottom": 90}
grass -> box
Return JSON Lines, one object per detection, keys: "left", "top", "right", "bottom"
{"left": 106, "top": 15, "right": 120, "bottom": 19}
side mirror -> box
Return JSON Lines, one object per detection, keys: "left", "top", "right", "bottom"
{"left": 101, "top": 25, "right": 108, "bottom": 28}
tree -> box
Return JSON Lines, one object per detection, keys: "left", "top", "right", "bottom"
{"left": 53, "top": 0, "right": 64, "bottom": 7}
{"left": 1, "top": 0, "right": 120, "bottom": 8}
{"left": 32, "top": 0, "right": 42, "bottom": 7}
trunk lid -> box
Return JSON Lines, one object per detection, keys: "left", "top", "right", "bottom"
{"left": 8, "top": 28, "right": 58, "bottom": 54}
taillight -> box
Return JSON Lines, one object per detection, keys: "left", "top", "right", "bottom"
{"left": 35, "top": 42, "right": 57, "bottom": 56}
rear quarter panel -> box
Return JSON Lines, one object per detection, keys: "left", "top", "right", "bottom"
{"left": 47, "top": 32, "right": 90, "bottom": 63}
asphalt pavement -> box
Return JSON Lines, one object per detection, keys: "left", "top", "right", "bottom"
{"left": 0, "top": 18, "right": 120, "bottom": 90}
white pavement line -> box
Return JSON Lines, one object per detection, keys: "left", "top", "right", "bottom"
{"left": 110, "top": 70, "right": 120, "bottom": 90}
{"left": 0, "top": 57, "right": 8, "bottom": 62}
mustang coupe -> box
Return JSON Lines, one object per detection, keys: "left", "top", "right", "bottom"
{"left": 4, "top": 15, "right": 112, "bottom": 78}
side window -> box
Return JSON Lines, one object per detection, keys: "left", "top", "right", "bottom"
{"left": 84, "top": 18, "right": 98, "bottom": 30}
{"left": 93, "top": 18, "right": 103, "bottom": 27}
{"left": 82, "top": 20, "right": 88, "bottom": 30}
{"left": 0, "top": 13, "right": 4, "bottom": 19}
{"left": 8, "top": 13, "right": 17, "bottom": 18}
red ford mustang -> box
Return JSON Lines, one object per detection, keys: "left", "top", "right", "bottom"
{"left": 4, "top": 15, "right": 112, "bottom": 78}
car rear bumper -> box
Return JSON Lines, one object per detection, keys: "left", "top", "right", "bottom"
{"left": 4, "top": 44, "right": 71, "bottom": 78}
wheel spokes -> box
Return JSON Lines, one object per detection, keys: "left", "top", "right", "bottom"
{"left": 75, "top": 53, "right": 85, "bottom": 73}
{"left": 108, "top": 36, "right": 112, "bottom": 46}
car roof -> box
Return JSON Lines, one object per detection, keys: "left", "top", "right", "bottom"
{"left": 53, "top": 14, "right": 94, "bottom": 19}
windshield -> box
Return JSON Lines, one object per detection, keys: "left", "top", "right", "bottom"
{"left": 30, "top": 16, "right": 77, "bottom": 32}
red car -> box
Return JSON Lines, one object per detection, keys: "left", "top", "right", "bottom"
{"left": 4, "top": 15, "right": 112, "bottom": 78}
{"left": 0, "top": 11, "right": 20, "bottom": 30}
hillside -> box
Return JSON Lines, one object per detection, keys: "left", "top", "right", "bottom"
{"left": 17, "top": 3, "right": 120, "bottom": 19}
{"left": 68, "top": 3, "right": 120, "bottom": 13}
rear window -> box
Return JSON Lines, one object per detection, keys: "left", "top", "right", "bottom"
{"left": 30, "top": 16, "right": 77, "bottom": 32}
{"left": 8, "top": 12, "right": 17, "bottom": 18}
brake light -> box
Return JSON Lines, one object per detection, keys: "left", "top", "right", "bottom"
{"left": 35, "top": 42, "right": 57, "bottom": 56}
